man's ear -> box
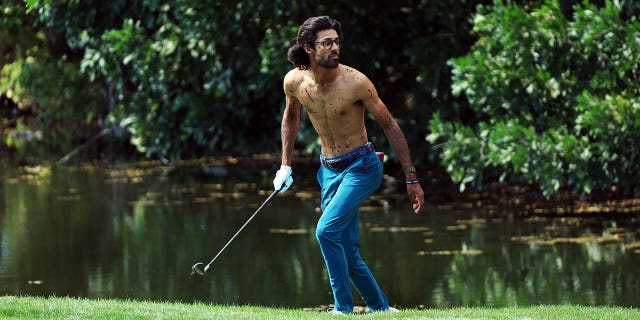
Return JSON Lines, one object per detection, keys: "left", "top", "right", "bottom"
{"left": 303, "top": 43, "right": 314, "bottom": 55}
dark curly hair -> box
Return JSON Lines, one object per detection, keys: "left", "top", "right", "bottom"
{"left": 287, "top": 16, "right": 342, "bottom": 70}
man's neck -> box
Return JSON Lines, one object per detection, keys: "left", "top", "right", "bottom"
{"left": 310, "top": 64, "right": 340, "bottom": 87}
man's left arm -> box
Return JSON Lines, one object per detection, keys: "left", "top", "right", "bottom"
{"left": 360, "top": 78, "right": 425, "bottom": 213}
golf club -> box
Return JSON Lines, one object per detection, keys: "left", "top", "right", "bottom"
{"left": 191, "top": 188, "right": 281, "bottom": 276}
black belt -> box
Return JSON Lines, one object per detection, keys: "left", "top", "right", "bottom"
{"left": 320, "top": 143, "right": 374, "bottom": 170}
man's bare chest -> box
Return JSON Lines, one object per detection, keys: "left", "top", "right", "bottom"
{"left": 296, "top": 84, "right": 361, "bottom": 117}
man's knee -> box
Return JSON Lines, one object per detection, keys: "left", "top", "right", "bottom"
{"left": 315, "top": 224, "right": 328, "bottom": 242}
{"left": 315, "top": 223, "right": 338, "bottom": 244}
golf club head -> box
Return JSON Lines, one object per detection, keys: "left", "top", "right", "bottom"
{"left": 191, "top": 262, "right": 205, "bottom": 276}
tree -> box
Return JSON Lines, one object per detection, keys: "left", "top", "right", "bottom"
{"left": 1, "top": 0, "right": 107, "bottom": 161}
{"left": 428, "top": 0, "right": 640, "bottom": 196}
{"left": 4, "top": 0, "right": 484, "bottom": 163}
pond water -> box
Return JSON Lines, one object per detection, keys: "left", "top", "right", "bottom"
{"left": 1, "top": 161, "right": 639, "bottom": 309}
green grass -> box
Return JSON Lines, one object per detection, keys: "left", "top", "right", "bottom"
{"left": 0, "top": 296, "right": 638, "bottom": 319}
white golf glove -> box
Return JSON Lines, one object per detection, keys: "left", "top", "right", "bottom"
{"left": 273, "top": 165, "right": 293, "bottom": 192}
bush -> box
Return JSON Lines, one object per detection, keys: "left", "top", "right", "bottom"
{"left": 429, "top": 0, "right": 640, "bottom": 197}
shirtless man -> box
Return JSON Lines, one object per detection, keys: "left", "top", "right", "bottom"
{"left": 272, "top": 16, "right": 425, "bottom": 314}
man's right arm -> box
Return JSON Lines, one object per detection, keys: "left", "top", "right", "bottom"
{"left": 281, "top": 73, "right": 302, "bottom": 166}
{"left": 273, "top": 72, "right": 302, "bottom": 193}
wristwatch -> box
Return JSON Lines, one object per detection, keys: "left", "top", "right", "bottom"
{"left": 403, "top": 166, "right": 416, "bottom": 174}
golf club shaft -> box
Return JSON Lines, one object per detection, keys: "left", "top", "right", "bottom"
{"left": 203, "top": 189, "right": 280, "bottom": 272}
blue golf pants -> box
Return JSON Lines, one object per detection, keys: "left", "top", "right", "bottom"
{"left": 315, "top": 146, "right": 389, "bottom": 313}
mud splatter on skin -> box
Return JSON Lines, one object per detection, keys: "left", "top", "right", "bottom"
{"left": 305, "top": 89, "right": 315, "bottom": 103}
{"left": 330, "top": 143, "right": 351, "bottom": 151}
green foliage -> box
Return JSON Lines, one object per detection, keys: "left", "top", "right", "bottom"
{"left": 75, "top": 1, "right": 309, "bottom": 159}
{"left": 575, "top": 93, "right": 640, "bottom": 193}
{"left": 1, "top": 0, "right": 108, "bottom": 162}
{"left": 2, "top": 0, "right": 488, "bottom": 164}
{"left": 1, "top": 44, "right": 105, "bottom": 154}
{"left": 431, "top": 0, "right": 640, "bottom": 196}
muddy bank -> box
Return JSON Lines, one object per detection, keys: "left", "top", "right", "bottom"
{"left": 187, "top": 153, "right": 640, "bottom": 217}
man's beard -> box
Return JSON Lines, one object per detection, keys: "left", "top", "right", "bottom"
{"left": 317, "top": 53, "right": 339, "bottom": 69}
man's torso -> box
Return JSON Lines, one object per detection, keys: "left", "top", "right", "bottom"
{"left": 286, "top": 64, "right": 369, "bottom": 157}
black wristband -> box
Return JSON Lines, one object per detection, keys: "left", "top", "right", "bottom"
{"left": 405, "top": 179, "right": 419, "bottom": 185}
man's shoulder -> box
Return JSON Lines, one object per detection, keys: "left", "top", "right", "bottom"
{"left": 285, "top": 68, "right": 306, "bottom": 87}
{"left": 339, "top": 64, "right": 360, "bottom": 74}
{"left": 284, "top": 68, "right": 306, "bottom": 81}
{"left": 283, "top": 68, "right": 306, "bottom": 96}
{"left": 339, "top": 65, "right": 369, "bottom": 82}
{"left": 338, "top": 65, "right": 373, "bottom": 90}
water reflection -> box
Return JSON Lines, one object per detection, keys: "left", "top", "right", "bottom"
{"left": 0, "top": 163, "right": 639, "bottom": 308}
